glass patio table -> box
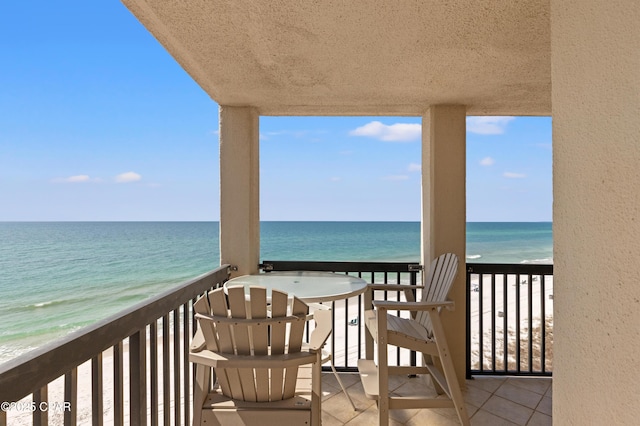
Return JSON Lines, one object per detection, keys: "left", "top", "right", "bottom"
{"left": 223, "top": 270, "right": 368, "bottom": 303}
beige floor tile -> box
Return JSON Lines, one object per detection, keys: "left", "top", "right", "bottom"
{"left": 341, "top": 380, "right": 377, "bottom": 410}
{"left": 471, "top": 409, "right": 519, "bottom": 426}
{"left": 389, "top": 407, "right": 420, "bottom": 424}
{"left": 407, "top": 408, "right": 462, "bottom": 426}
{"left": 527, "top": 411, "right": 552, "bottom": 426}
{"left": 387, "top": 373, "right": 418, "bottom": 392}
{"left": 320, "top": 372, "right": 551, "bottom": 426}
{"left": 344, "top": 404, "right": 404, "bottom": 426}
{"left": 482, "top": 395, "right": 534, "bottom": 426}
{"left": 391, "top": 375, "right": 438, "bottom": 398}
{"left": 466, "top": 377, "right": 506, "bottom": 393}
{"left": 324, "top": 371, "right": 361, "bottom": 389}
{"left": 463, "top": 382, "right": 493, "bottom": 407}
{"left": 505, "top": 378, "right": 551, "bottom": 396}
{"left": 322, "top": 411, "right": 348, "bottom": 426}
{"left": 322, "top": 392, "right": 363, "bottom": 423}
{"left": 535, "top": 395, "right": 552, "bottom": 416}
{"left": 322, "top": 379, "right": 341, "bottom": 399}
{"left": 495, "top": 382, "right": 543, "bottom": 409}
{"left": 433, "top": 405, "right": 475, "bottom": 422}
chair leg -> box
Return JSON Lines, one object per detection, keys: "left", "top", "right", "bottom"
{"left": 377, "top": 308, "right": 390, "bottom": 426}
{"left": 329, "top": 358, "right": 357, "bottom": 410}
{"left": 428, "top": 309, "right": 470, "bottom": 426}
{"left": 192, "top": 364, "right": 211, "bottom": 426}
{"left": 311, "top": 357, "right": 322, "bottom": 426}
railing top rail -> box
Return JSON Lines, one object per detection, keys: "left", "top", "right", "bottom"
{"left": 260, "top": 260, "right": 421, "bottom": 273}
{"left": 466, "top": 262, "right": 553, "bottom": 274}
{"left": 0, "top": 265, "right": 231, "bottom": 403}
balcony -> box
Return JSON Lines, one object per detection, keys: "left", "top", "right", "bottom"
{"left": 0, "top": 262, "right": 552, "bottom": 425}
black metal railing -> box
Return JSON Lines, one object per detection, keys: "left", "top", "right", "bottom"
{"left": 0, "top": 260, "right": 553, "bottom": 425}
{"left": 466, "top": 263, "right": 553, "bottom": 377}
{"left": 263, "top": 260, "right": 554, "bottom": 377}
{"left": 260, "top": 260, "right": 422, "bottom": 372}
{"left": 0, "top": 266, "right": 230, "bottom": 426}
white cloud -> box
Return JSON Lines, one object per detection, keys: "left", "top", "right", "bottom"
{"left": 350, "top": 121, "right": 421, "bottom": 142}
{"left": 52, "top": 175, "right": 93, "bottom": 183}
{"left": 382, "top": 175, "right": 410, "bottom": 181}
{"left": 408, "top": 163, "right": 421, "bottom": 172}
{"left": 115, "top": 172, "right": 142, "bottom": 183}
{"left": 480, "top": 157, "right": 495, "bottom": 166}
{"left": 329, "top": 177, "right": 342, "bottom": 182}
{"left": 504, "top": 172, "right": 526, "bottom": 179}
{"left": 467, "top": 116, "right": 515, "bottom": 135}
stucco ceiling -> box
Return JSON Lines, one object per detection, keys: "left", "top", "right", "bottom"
{"left": 121, "top": 0, "right": 550, "bottom": 116}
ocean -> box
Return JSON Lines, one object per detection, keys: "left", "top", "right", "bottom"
{"left": 0, "top": 221, "right": 552, "bottom": 364}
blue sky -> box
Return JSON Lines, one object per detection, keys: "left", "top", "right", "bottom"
{"left": 1, "top": 2, "right": 552, "bottom": 222}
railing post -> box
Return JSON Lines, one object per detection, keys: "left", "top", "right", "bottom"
{"left": 150, "top": 321, "right": 158, "bottom": 426}
{"left": 364, "top": 284, "right": 373, "bottom": 360}
{"left": 465, "top": 266, "right": 472, "bottom": 379}
{"left": 130, "top": 330, "right": 147, "bottom": 426}
{"left": 113, "top": 342, "right": 124, "bottom": 426}
{"left": 33, "top": 386, "right": 48, "bottom": 426}
{"left": 64, "top": 368, "right": 77, "bottom": 426}
{"left": 91, "top": 354, "right": 103, "bottom": 426}
{"left": 409, "top": 269, "right": 418, "bottom": 367}
{"left": 173, "top": 310, "right": 181, "bottom": 426}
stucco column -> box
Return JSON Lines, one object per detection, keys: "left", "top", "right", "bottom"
{"left": 219, "top": 106, "right": 260, "bottom": 277}
{"left": 551, "top": 1, "right": 640, "bottom": 423}
{"left": 421, "top": 105, "right": 467, "bottom": 385}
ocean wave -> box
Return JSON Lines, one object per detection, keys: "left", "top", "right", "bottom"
{"left": 520, "top": 258, "right": 554, "bottom": 264}
{"left": 19, "top": 294, "right": 95, "bottom": 311}
{"left": 0, "top": 344, "right": 38, "bottom": 365}
{"left": 466, "top": 254, "right": 482, "bottom": 259}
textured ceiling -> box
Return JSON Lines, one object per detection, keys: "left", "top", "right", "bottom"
{"left": 121, "top": 0, "right": 550, "bottom": 116}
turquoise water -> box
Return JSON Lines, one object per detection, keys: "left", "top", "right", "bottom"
{"left": 0, "top": 221, "right": 551, "bottom": 363}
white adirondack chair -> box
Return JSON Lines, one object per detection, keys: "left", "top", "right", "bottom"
{"left": 358, "top": 253, "right": 470, "bottom": 426}
{"left": 190, "top": 285, "right": 331, "bottom": 426}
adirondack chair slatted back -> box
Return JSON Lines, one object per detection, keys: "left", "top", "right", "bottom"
{"left": 197, "top": 286, "right": 309, "bottom": 402}
{"left": 415, "top": 253, "right": 459, "bottom": 337}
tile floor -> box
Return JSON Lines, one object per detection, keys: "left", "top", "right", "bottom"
{"left": 321, "top": 373, "right": 552, "bottom": 425}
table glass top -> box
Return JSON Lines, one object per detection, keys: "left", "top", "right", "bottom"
{"left": 223, "top": 271, "right": 368, "bottom": 303}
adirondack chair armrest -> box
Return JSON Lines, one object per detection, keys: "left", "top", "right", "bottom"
{"left": 367, "top": 283, "right": 424, "bottom": 291}
{"left": 371, "top": 300, "right": 455, "bottom": 311}
{"left": 195, "top": 312, "right": 307, "bottom": 324}
{"left": 190, "top": 328, "right": 206, "bottom": 353}
{"left": 189, "top": 350, "right": 317, "bottom": 369}
{"left": 307, "top": 307, "right": 332, "bottom": 351}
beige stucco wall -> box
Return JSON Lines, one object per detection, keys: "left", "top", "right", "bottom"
{"left": 421, "top": 105, "right": 467, "bottom": 384}
{"left": 219, "top": 106, "right": 260, "bottom": 277}
{"left": 551, "top": 0, "right": 640, "bottom": 423}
